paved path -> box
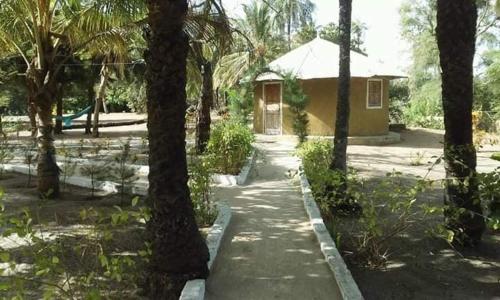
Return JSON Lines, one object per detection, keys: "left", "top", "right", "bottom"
{"left": 206, "top": 138, "right": 341, "bottom": 300}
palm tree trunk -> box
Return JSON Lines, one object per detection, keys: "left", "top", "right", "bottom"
{"left": 195, "top": 61, "right": 213, "bottom": 154}
{"left": 27, "top": 93, "right": 38, "bottom": 139}
{"left": 437, "top": 0, "right": 485, "bottom": 245}
{"left": 35, "top": 96, "right": 60, "bottom": 198}
{"left": 92, "top": 64, "right": 109, "bottom": 138}
{"left": 54, "top": 83, "right": 64, "bottom": 134}
{"left": 144, "top": 0, "right": 209, "bottom": 298}
{"left": 330, "top": 0, "right": 352, "bottom": 174}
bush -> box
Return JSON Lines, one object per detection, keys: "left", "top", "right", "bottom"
{"left": 296, "top": 140, "right": 361, "bottom": 215}
{"left": 283, "top": 74, "right": 309, "bottom": 144}
{"left": 206, "top": 119, "right": 254, "bottom": 175}
{"left": 478, "top": 167, "right": 500, "bottom": 231}
{"left": 188, "top": 156, "right": 217, "bottom": 226}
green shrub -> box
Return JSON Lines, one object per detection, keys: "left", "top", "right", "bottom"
{"left": 188, "top": 156, "right": 217, "bottom": 226}
{"left": 296, "top": 140, "right": 361, "bottom": 215}
{"left": 206, "top": 119, "right": 254, "bottom": 175}
{"left": 283, "top": 74, "right": 309, "bottom": 143}
{"left": 296, "top": 140, "right": 332, "bottom": 181}
{"left": 478, "top": 167, "right": 500, "bottom": 230}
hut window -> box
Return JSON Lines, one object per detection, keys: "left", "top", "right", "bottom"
{"left": 366, "top": 79, "right": 383, "bottom": 109}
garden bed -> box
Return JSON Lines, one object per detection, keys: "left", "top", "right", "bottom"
{"left": 211, "top": 149, "right": 256, "bottom": 186}
{"left": 296, "top": 140, "right": 500, "bottom": 299}
{"left": 0, "top": 172, "right": 219, "bottom": 299}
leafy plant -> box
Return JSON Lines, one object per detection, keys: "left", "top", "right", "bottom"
{"left": 283, "top": 73, "right": 309, "bottom": 144}
{"left": 409, "top": 151, "right": 425, "bottom": 166}
{"left": 0, "top": 196, "right": 151, "bottom": 298}
{"left": 188, "top": 155, "right": 216, "bottom": 226}
{"left": 478, "top": 167, "right": 500, "bottom": 231}
{"left": 111, "top": 139, "right": 139, "bottom": 206}
{"left": 80, "top": 145, "right": 110, "bottom": 199}
{"left": 206, "top": 118, "right": 255, "bottom": 175}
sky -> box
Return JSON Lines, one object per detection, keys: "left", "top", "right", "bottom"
{"left": 222, "top": 0, "right": 411, "bottom": 72}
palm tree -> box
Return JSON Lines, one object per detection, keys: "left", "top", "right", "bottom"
{"left": 274, "top": 0, "right": 315, "bottom": 50}
{"left": 187, "top": 0, "right": 232, "bottom": 154}
{"left": 436, "top": 0, "right": 485, "bottom": 245}
{"left": 0, "top": 0, "right": 143, "bottom": 197}
{"left": 214, "top": 0, "right": 281, "bottom": 91}
{"left": 144, "top": 0, "right": 209, "bottom": 298}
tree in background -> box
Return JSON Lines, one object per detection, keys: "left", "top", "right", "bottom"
{"left": 144, "top": 0, "right": 209, "bottom": 297}
{"left": 436, "top": 0, "right": 485, "bottom": 245}
{"left": 0, "top": 0, "right": 143, "bottom": 197}
{"left": 274, "top": 0, "right": 315, "bottom": 50}
{"left": 400, "top": 0, "right": 498, "bottom": 129}
{"left": 188, "top": 0, "right": 232, "bottom": 154}
{"left": 214, "top": 0, "right": 285, "bottom": 91}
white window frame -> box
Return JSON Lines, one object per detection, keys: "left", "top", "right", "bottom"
{"left": 262, "top": 81, "right": 283, "bottom": 135}
{"left": 366, "top": 79, "right": 383, "bottom": 109}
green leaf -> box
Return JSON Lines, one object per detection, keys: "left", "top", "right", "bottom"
{"left": 52, "top": 256, "right": 59, "bottom": 264}
{"left": 131, "top": 196, "right": 139, "bottom": 207}
{"left": 446, "top": 230, "right": 455, "bottom": 244}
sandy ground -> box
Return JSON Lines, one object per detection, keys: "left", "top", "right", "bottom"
{"left": 206, "top": 138, "right": 342, "bottom": 300}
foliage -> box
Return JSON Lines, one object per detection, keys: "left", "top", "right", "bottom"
{"left": 80, "top": 144, "right": 111, "bottom": 199}
{"left": 110, "top": 139, "right": 139, "bottom": 206}
{"left": 283, "top": 74, "right": 309, "bottom": 144}
{"left": 0, "top": 196, "right": 151, "bottom": 299}
{"left": 0, "top": 138, "right": 13, "bottom": 179}
{"left": 206, "top": 119, "right": 255, "bottom": 175}
{"left": 319, "top": 21, "right": 367, "bottom": 55}
{"left": 403, "top": 80, "right": 443, "bottom": 129}
{"left": 298, "top": 140, "right": 436, "bottom": 266}
{"left": 388, "top": 80, "right": 410, "bottom": 124}
{"left": 226, "top": 85, "right": 254, "bottom": 123}
{"left": 188, "top": 156, "right": 217, "bottom": 227}
{"left": 409, "top": 151, "right": 425, "bottom": 166}
{"left": 400, "top": 0, "right": 499, "bottom": 129}
{"left": 478, "top": 167, "right": 500, "bottom": 231}
{"left": 297, "top": 140, "right": 361, "bottom": 215}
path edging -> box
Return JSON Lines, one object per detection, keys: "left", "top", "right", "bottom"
{"left": 4, "top": 164, "right": 119, "bottom": 193}
{"left": 179, "top": 202, "right": 232, "bottom": 300}
{"left": 298, "top": 166, "right": 364, "bottom": 300}
{"left": 211, "top": 149, "right": 256, "bottom": 186}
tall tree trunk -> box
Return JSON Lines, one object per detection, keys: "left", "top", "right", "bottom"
{"left": 195, "top": 61, "right": 213, "bottom": 154}
{"left": 437, "top": 0, "right": 485, "bottom": 245}
{"left": 54, "top": 83, "right": 64, "bottom": 134}
{"left": 331, "top": 0, "right": 352, "bottom": 174}
{"left": 35, "top": 93, "right": 60, "bottom": 198}
{"left": 92, "top": 64, "right": 109, "bottom": 138}
{"left": 144, "top": 0, "right": 209, "bottom": 298}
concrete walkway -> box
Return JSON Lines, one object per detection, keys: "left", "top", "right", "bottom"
{"left": 205, "top": 137, "right": 341, "bottom": 300}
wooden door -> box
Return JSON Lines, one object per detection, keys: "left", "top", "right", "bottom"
{"left": 264, "top": 83, "right": 281, "bottom": 135}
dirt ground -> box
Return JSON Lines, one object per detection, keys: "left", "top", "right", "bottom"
{"left": 339, "top": 128, "right": 500, "bottom": 300}
{"left": 0, "top": 172, "right": 148, "bottom": 299}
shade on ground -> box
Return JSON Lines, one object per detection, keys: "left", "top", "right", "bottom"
{"left": 205, "top": 138, "right": 341, "bottom": 300}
